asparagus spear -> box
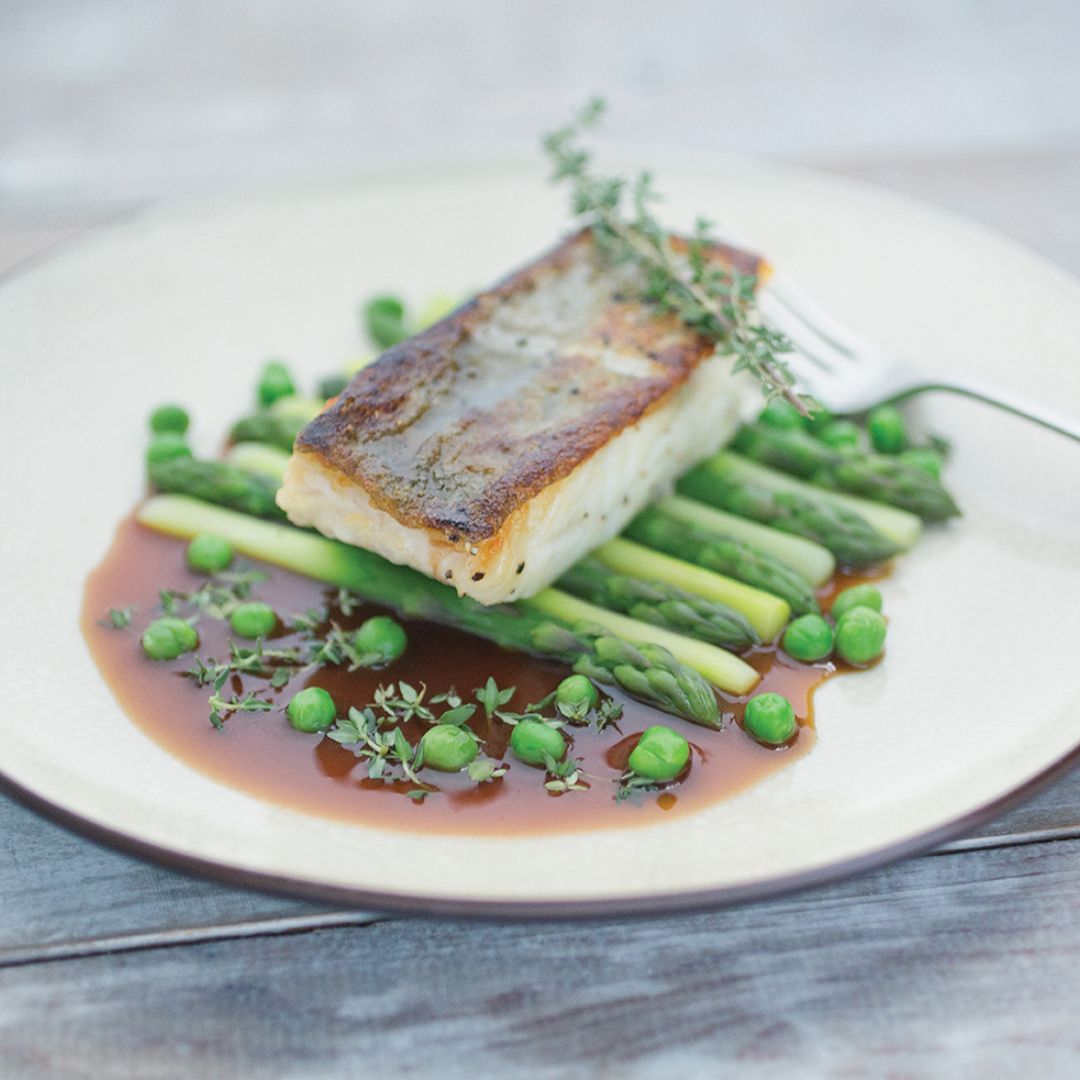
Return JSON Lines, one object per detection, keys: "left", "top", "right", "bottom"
{"left": 225, "top": 441, "right": 292, "bottom": 481}
{"left": 657, "top": 494, "right": 836, "bottom": 587}
{"left": 557, "top": 557, "right": 759, "bottom": 649}
{"left": 137, "top": 495, "right": 745, "bottom": 721}
{"left": 733, "top": 422, "right": 960, "bottom": 521}
{"left": 524, "top": 589, "right": 758, "bottom": 697}
{"left": 626, "top": 508, "right": 821, "bottom": 615}
{"left": 147, "top": 458, "right": 286, "bottom": 521}
{"left": 678, "top": 453, "right": 915, "bottom": 565}
{"left": 594, "top": 538, "right": 790, "bottom": 642}
{"left": 228, "top": 411, "right": 306, "bottom": 452}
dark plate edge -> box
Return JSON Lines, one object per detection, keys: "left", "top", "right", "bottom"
{"left": 3, "top": 740, "right": 1080, "bottom": 923}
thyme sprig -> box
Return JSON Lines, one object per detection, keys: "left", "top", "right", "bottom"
{"left": 543, "top": 98, "right": 808, "bottom": 412}
{"left": 207, "top": 691, "right": 273, "bottom": 730}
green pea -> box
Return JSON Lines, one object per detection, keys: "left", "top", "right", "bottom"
{"left": 257, "top": 361, "right": 296, "bottom": 407}
{"left": 804, "top": 402, "right": 835, "bottom": 435}
{"left": 900, "top": 447, "right": 943, "bottom": 480}
{"left": 835, "top": 608, "right": 887, "bottom": 666}
{"left": 352, "top": 616, "right": 407, "bottom": 664}
{"left": 867, "top": 405, "right": 907, "bottom": 454}
{"left": 287, "top": 686, "right": 337, "bottom": 733}
{"left": 186, "top": 533, "right": 234, "bottom": 574}
{"left": 363, "top": 294, "right": 409, "bottom": 349}
{"left": 758, "top": 399, "right": 803, "bottom": 430}
{"left": 141, "top": 617, "right": 199, "bottom": 660}
{"left": 782, "top": 614, "right": 835, "bottom": 663}
{"left": 627, "top": 724, "right": 691, "bottom": 782}
{"left": 146, "top": 433, "right": 192, "bottom": 466}
{"left": 743, "top": 693, "right": 797, "bottom": 746}
{"left": 818, "top": 419, "right": 860, "bottom": 450}
{"left": 229, "top": 601, "right": 277, "bottom": 639}
{"left": 510, "top": 720, "right": 567, "bottom": 767}
{"left": 555, "top": 674, "right": 598, "bottom": 714}
{"left": 831, "top": 584, "right": 883, "bottom": 622}
{"left": 421, "top": 724, "right": 479, "bottom": 772}
{"left": 317, "top": 373, "right": 349, "bottom": 400}
{"left": 149, "top": 403, "right": 189, "bottom": 435}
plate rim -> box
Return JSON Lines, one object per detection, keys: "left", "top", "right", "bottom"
{"left": 2, "top": 742, "right": 1077, "bottom": 920}
{"left": 4, "top": 151, "right": 1079, "bottom": 919}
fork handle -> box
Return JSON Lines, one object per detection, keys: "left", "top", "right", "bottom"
{"left": 886, "top": 375, "right": 1080, "bottom": 443}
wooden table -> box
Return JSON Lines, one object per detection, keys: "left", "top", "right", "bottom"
{"left": 4, "top": 4, "right": 1080, "bottom": 1073}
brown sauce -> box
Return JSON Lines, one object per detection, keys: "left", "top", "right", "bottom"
{"left": 80, "top": 517, "right": 882, "bottom": 836}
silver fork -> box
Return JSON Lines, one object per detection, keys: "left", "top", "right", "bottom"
{"left": 757, "top": 273, "right": 1080, "bottom": 442}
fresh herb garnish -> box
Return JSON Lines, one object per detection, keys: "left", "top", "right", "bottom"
{"left": 101, "top": 606, "right": 134, "bottom": 629}
{"left": 207, "top": 691, "right": 273, "bottom": 730}
{"left": 543, "top": 98, "right": 807, "bottom": 412}
{"left": 614, "top": 770, "right": 663, "bottom": 803}
{"left": 543, "top": 752, "right": 589, "bottom": 794}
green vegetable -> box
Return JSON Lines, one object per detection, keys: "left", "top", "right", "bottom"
{"left": 758, "top": 399, "right": 804, "bottom": 430}
{"left": 678, "top": 452, "right": 916, "bottom": 562}
{"left": 510, "top": 720, "right": 567, "bottom": 767}
{"left": 782, "top": 614, "right": 834, "bottom": 663}
{"left": 257, "top": 361, "right": 296, "bottom": 407}
{"left": 743, "top": 693, "right": 797, "bottom": 746}
{"left": 626, "top": 508, "right": 820, "bottom": 616}
{"left": 146, "top": 434, "right": 193, "bottom": 467}
{"left": 900, "top": 448, "right": 943, "bottom": 480}
{"left": 835, "top": 608, "right": 887, "bottom": 665}
{"left": 818, "top": 419, "right": 860, "bottom": 450}
{"left": 627, "top": 725, "right": 690, "bottom": 782}
{"left": 137, "top": 496, "right": 727, "bottom": 726}
{"left": 555, "top": 674, "right": 599, "bottom": 714}
{"left": 149, "top": 404, "right": 189, "bottom": 435}
{"left": 142, "top": 617, "right": 198, "bottom": 660}
{"left": 364, "top": 294, "right": 410, "bottom": 349}
{"left": 225, "top": 442, "right": 291, "bottom": 482}
{"left": 317, "top": 374, "right": 349, "bottom": 400}
{"left": 804, "top": 404, "right": 835, "bottom": 436}
{"left": 557, "top": 556, "right": 760, "bottom": 649}
{"left": 658, "top": 495, "right": 836, "bottom": 587}
{"left": 830, "top": 584, "right": 883, "bottom": 621}
{"left": 228, "top": 412, "right": 306, "bottom": 452}
{"left": 867, "top": 405, "right": 907, "bottom": 454}
{"left": 421, "top": 724, "right": 479, "bottom": 771}
{"left": 352, "top": 615, "right": 407, "bottom": 664}
{"left": 734, "top": 421, "right": 835, "bottom": 476}
{"left": 732, "top": 423, "right": 958, "bottom": 521}
{"left": 594, "top": 537, "right": 790, "bottom": 642}
{"left": 186, "top": 533, "right": 234, "bottom": 574}
{"left": 147, "top": 456, "right": 286, "bottom": 520}
{"left": 287, "top": 687, "right": 337, "bottom": 733}
{"left": 525, "top": 588, "right": 758, "bottom": 700}
{"left": 229, "top": 601, "right": 277, "bottom": 639}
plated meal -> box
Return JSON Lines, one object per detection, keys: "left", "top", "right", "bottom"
{"left": 5, "top": 102, "right": 1077, "bottom": 913}
{"left": 82, "top": 103, "right": 961, "bottom": 834}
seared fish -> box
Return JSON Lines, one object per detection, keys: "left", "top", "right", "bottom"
{"left": 278, "top": 229, "right": 764, "bottom": 604}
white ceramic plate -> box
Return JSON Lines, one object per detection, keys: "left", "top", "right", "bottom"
{"left": 3, "top": 155, "right": 1080, "bottom": 916}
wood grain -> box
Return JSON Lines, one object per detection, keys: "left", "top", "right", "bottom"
{"left": 5, "top": 837, "right": 1080, "bottom": 1077}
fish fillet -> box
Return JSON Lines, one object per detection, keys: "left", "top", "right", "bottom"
{"left": 277, "top": 229, "right": 764, "bottom": 604}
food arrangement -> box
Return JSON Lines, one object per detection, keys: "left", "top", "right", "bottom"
{"left": 83, "top": 103, "right": 960, "bottom": 830}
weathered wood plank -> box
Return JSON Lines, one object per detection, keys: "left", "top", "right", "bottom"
{"left": 4, "top": 837, "right": 1080, "bottom": 1078}
{"left": 0, "top": 794, "right": 352, "bottom": 958}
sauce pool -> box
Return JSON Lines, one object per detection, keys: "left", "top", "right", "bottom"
{"left": 80, "top": 517, "right": 878, "bottom": 836}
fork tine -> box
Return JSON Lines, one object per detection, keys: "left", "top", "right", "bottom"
{"left": 757, "top": 293, "right": 839, "bottom": 374}
{"left": 766, "top": 274, "right": 872, "bottom": 361}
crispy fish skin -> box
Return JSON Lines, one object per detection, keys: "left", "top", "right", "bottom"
{"left": 278, "top": 229, "right": 764, "bottom": 604}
